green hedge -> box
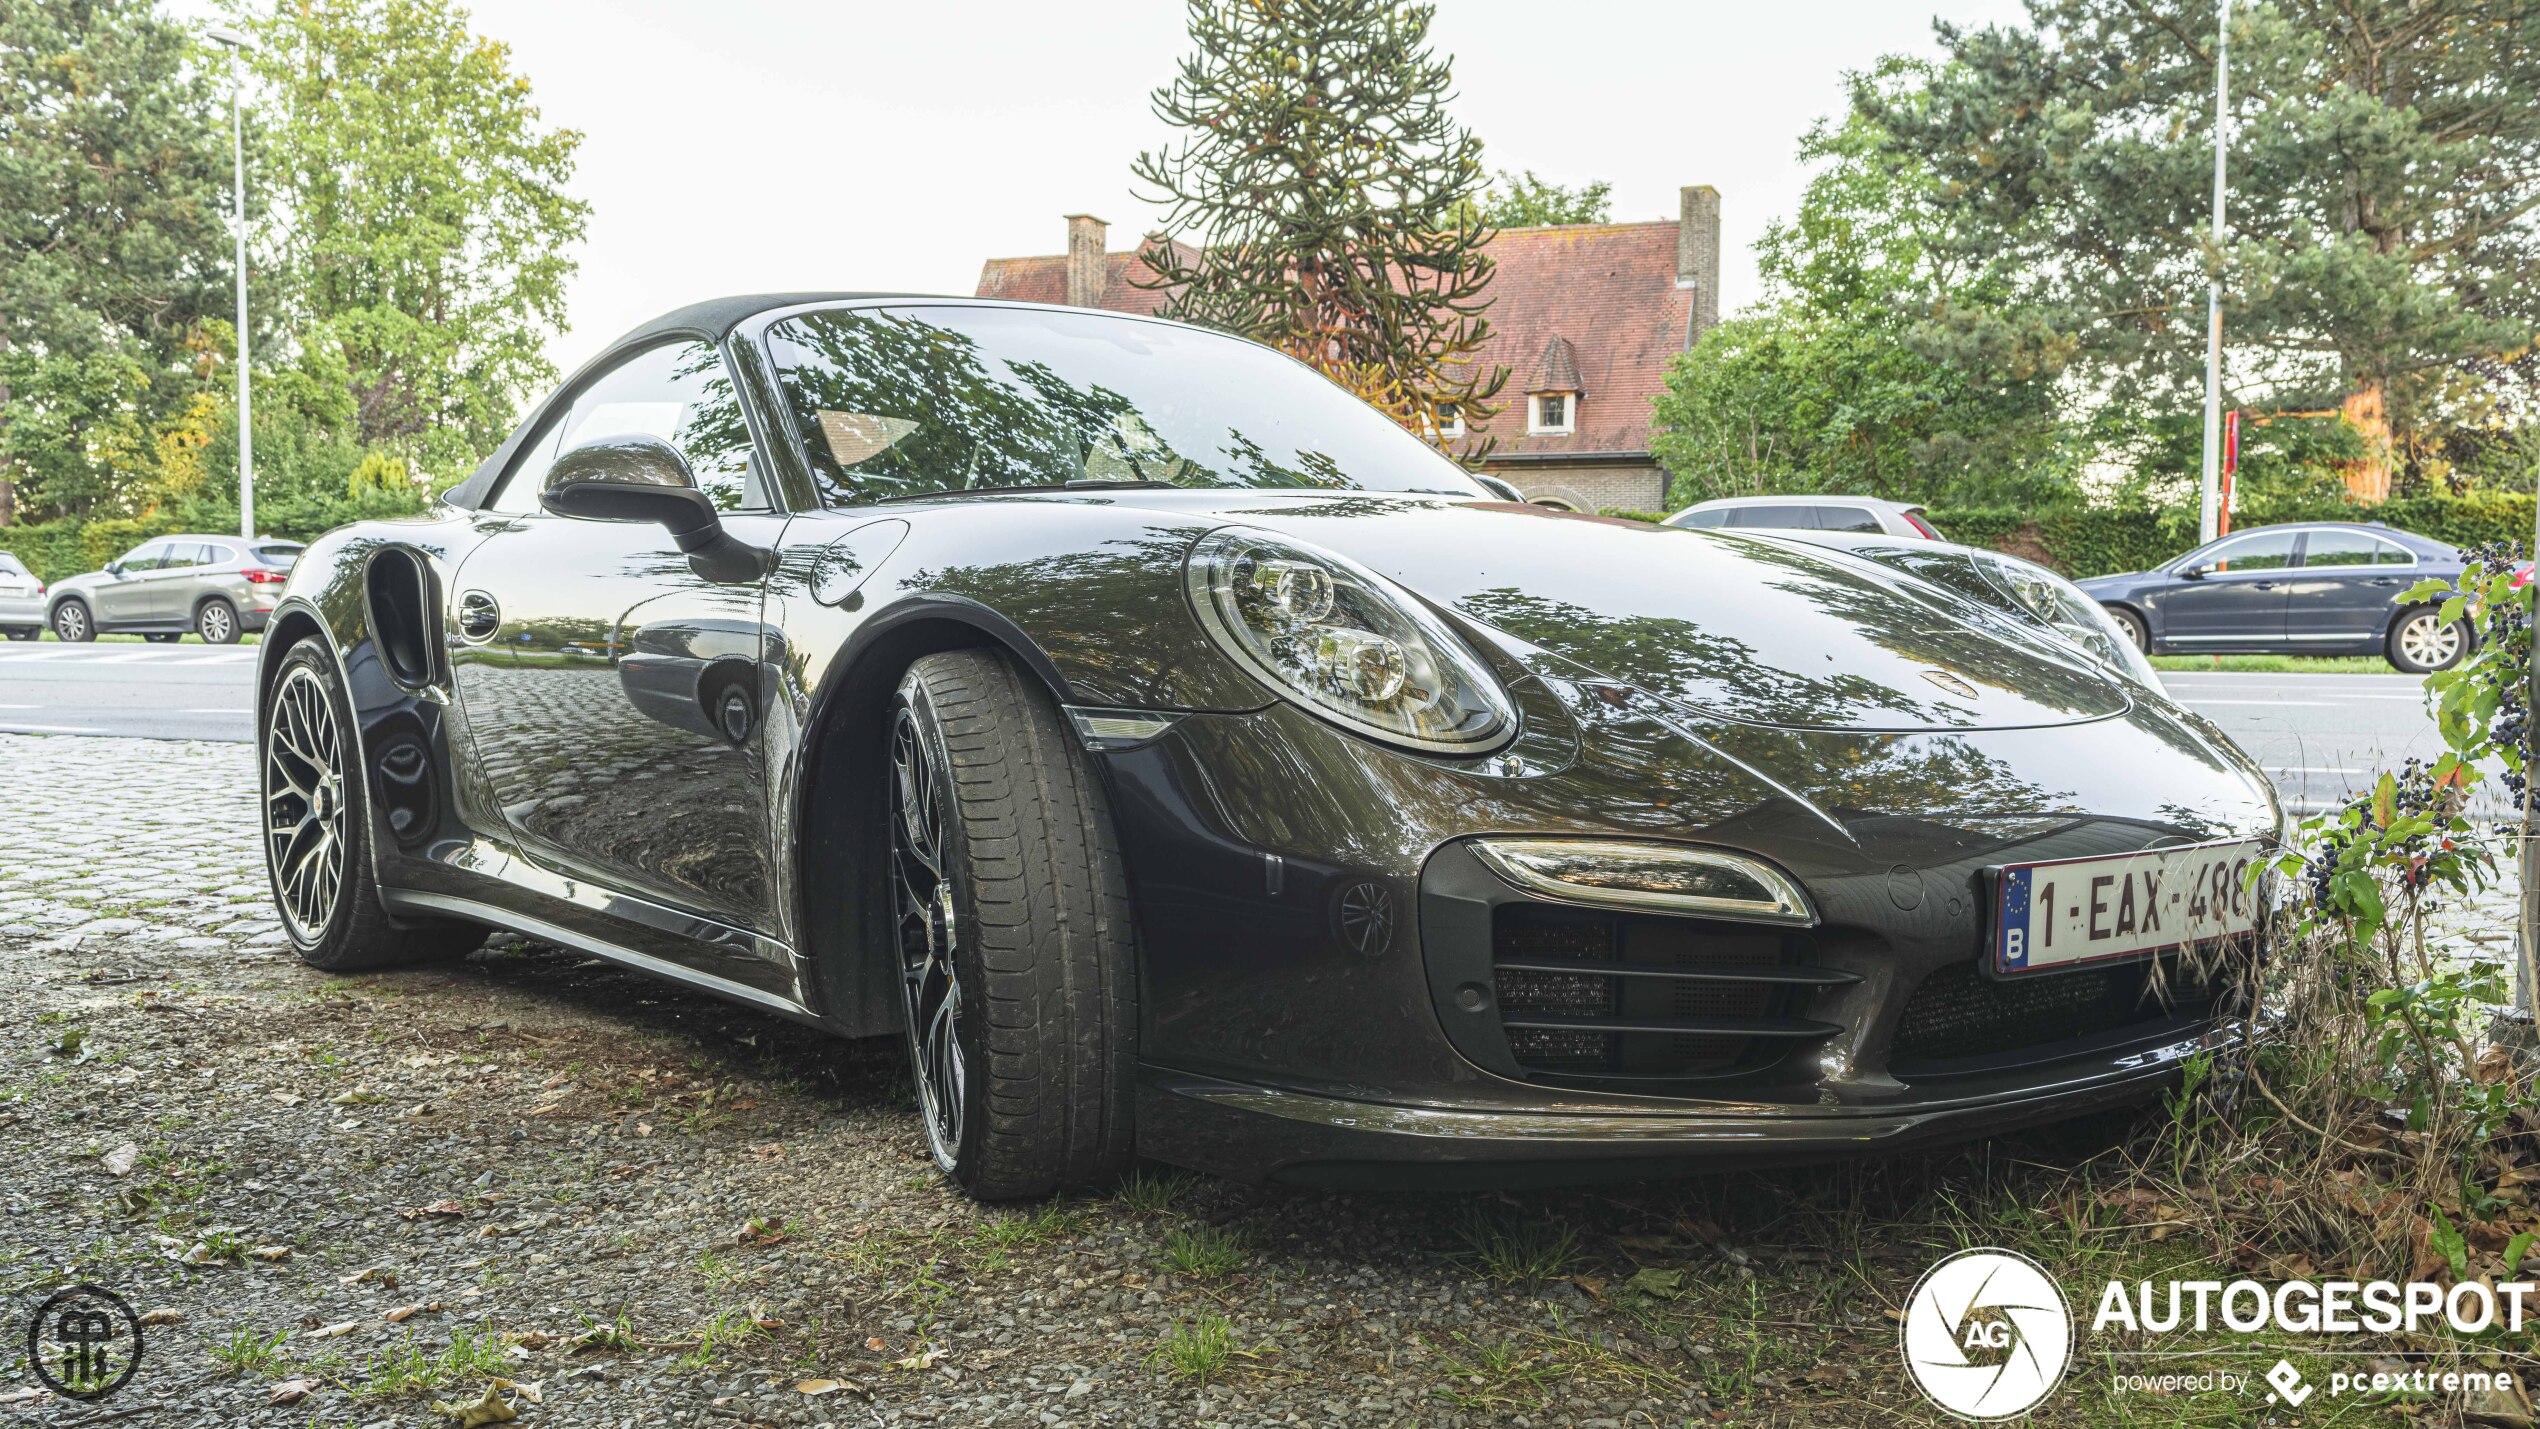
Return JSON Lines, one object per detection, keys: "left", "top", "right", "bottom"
{"left": 0, "top": 513, "right": 202, "bottom": 585}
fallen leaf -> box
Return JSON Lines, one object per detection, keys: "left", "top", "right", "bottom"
{"left": 749, "top": 1143, "right": 785, "bottom": 1162}
{"left": 887, "top": 1346, "right": 948, "bottom": 1371}
{"left": 0, "top": 1386, "right": 46, "bottom": 1405}
{"left": 384, "top": 1303, "right": 443, "bottom": 1323}
{"left": 340, "top": 1266, "right": 399, "bottom": 1288}
{"left": 101, "top": 1143, "right": 139, "bottom": 1177}
{"left": 306, "top": 1320, "right": 360, "bottom": 1339}
{"left": 1569, "top": 1274, "right": 1607, "bottom": 1300}
{"left": 429, "top": 1378, "right": 536, "bottom": 1426}
{"left": 251, "top": 1244, "right": 293, "bottom": 1262}
{"left": 1624, "top": 1267, "right": 1684, "bottom": 1300}
{"left": 269, "top": 1379, "right": 318, "bottom": 1406}
{"left": 796, "top": 1378, "right": 867, "bottom": 1398}
{"left": 401, "top": 1200, "right": 467, "bottom": 1220}
{"left": 271, "top": 1091, "right": 304, "bottom": 1106}
{"left": 865, "top": 1336, "right": 890, "bottom": 1353}
{"left": 137, "top": 1308, "right": 183, "bottom": 1327}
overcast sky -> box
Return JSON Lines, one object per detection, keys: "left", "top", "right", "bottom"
{"left": 179, "top": 0, "right": 2034, "bottom": 376}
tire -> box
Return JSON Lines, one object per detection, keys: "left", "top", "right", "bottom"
{"left": 145, "top": 632, "right": 182, "bottom": 644}
{"left": 888, "top": 648, "right": 1136, "bottom": 1199}
{"left": 262, "top": 640, "right": 482, "bottom": 970}
{"left": 197, "top": 597, "right": 242, "bottom": 645}
{"left": 50, "top": 601, "right": 93, "bottom": 642}
{"left": 3, "top": 627, "right": 36, "bottom": 641}
{"left": 2105, "top": 605, "right": 2149, "bottom": 654}
{"left": 2387, "top": 606, "right": 2470, "bottom": 674}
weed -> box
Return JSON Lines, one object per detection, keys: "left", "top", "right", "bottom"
{"left": 675, "top": 1308, "right": 762, "bottom": 1371}
{"left": 1452, "top": 1206, "right": 1578, "bottom": 1286}
{"left": 1148, "top": 1313, "right": 1236, "bottom": 1386}
{"left": 1162, "top": 1224, "right": 1249, "bottom": 1279}
{"left": 1114, "top": 1167, "right": 1196, "bottom": 1214}
{"left": 214, "top": 1328, "right": 287, "bottom": 1376}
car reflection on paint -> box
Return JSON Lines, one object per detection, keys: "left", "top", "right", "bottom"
{"left": 251, "top": 294, "right": 2280, "bottom": 1201}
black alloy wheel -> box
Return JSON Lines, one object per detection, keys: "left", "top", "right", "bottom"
{"left": 263, "top": 642, "right": 479, "bottom": 970}
{"left": 50, "top": 601, "right": 92, "bottom": 642}
{"left": 888, "top": 650, "right": 1136, "bottom": 1198}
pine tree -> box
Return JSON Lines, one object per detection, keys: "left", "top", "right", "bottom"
{"left": 1132, "top": 0, "right": 1506, "bottom": 449}
{"left": 1870, "top": 0, "right": 2540, "bottom": 500}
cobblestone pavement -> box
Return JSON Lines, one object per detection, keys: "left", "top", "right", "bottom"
{"left": 0, "top": 733, "right": 2527, "bottom": 1429}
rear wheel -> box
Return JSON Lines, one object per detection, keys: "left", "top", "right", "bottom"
{"left": 198, "top": 598, "right": 241, "bottom": 645}
{"left": 2105, "top": 605, "right": 2149, "bottom": 653}
{"left": 889, "top": 649, "right": 1136, "bottom": 1199}
{"left": 50, "top": 601, "right": 92, "bottom": 642}
{"left": 145, "top": 632, "right": 182, "bottom": 644}
{"left": 2387, "top": 606, "right": 2469, "bottom": 673}
{"left": 263, "top": 641, "right": 480, "bottom": 970}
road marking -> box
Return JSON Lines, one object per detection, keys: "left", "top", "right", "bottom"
{"left": 0, "top": 722, "right": 109, "bottom": 734}
{"left": 177, "top": 707, "right": 250, "bottom": 714}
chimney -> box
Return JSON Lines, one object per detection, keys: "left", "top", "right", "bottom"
{"left": 1677, "top": 186, "right": 1720, "bottom": 347}
{"left": 1064, "top": 214, "right": 1108, "bottom": 309}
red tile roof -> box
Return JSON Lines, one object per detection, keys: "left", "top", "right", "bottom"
{"left": 974, "top": 220, "right": 1692, "bottom": 459}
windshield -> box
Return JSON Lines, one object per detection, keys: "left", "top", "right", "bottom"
{"left": 763, "top": 304, "right": 1488, "bottom": 506}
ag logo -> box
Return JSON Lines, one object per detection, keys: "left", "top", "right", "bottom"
{"left": 1900, "top": 1248, "right": 2070, "bottom": 1420}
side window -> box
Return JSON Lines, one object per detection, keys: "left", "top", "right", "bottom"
{"left": 158, "top": 544, "right": 206, "bottom": 570}
{"left": 1726, "top": 505, "right": 1822, "bottom": 530}
{"left": 1673, "top": 508, "right": 1730, "bottom": 529}
{"left": 117, "top": 542, "right": 168, "bottom": 572}
{"left": 2297, "top": 531, "right": 2389, "bottom": 569}
{"left": 493, "top": 340, "right": 761, "bottom": 514}
{"left": 2372, "top": 537, "right": 2416, "bottom": 566}
{"left": 1816, "top": 506, "right": 1883, "bottom": 533}
{"left": 2198, "top": 531, "right": 2297, "bottom": 573}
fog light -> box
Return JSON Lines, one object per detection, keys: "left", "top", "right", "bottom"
{"left": 1472, "top": 839, "right": 1814, "bottom": 925}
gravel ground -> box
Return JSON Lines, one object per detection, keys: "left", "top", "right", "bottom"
{"left": 0, "top": 733, "right": 2522, "bottom": 1428}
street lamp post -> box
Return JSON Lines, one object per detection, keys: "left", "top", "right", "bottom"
{"left": 2199, "top": 0, "right": 2231, "bottom": 545}
{"left": 208, "top": 27, "right": 254, "bottom": 542}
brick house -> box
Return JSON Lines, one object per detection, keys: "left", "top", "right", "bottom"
{"left": 972, "top": 187, "right": 1720, "bottom": 513}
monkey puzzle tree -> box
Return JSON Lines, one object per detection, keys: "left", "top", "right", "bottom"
{"left": 1132, "top": 0, "right": 1506, "bottom": 447}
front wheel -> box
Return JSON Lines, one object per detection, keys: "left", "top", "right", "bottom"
{"left": 2388, "top": 606, "right": 2469, "bottom": 673}
{"left": 888, "top": 649, "right": 1136, "bottom": 1199}
{"left": 50, "top": 601, "right": 93, "bottom": 642}
{"left": 263, "top": 641, "right": 481, "bottom": 970}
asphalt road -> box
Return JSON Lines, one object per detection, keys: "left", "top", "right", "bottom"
{"left": 0, "top": 643, "right": 2471, "bottom": 816}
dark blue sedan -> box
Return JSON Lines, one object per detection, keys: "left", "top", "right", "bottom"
{"left": 2075, "top": 522, "right": 2472, "bottom": 672}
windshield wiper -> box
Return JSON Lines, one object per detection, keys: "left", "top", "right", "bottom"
{"left": 872, "top": 479, "right": 1190, "bottom": 504}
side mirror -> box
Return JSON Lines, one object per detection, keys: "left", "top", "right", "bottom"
{"left": 541, "top": 434, "right": 769, "bottom": 583}
{"left": 105, "top": 561, "right": 124, "bottom": 576}
{"left": 2178, "top": 563, "right": 2208, "bottom": 580}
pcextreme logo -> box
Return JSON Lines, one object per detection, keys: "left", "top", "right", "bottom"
{"left": 1900, "top": 1248, "right": 2074, "bottom": 1421}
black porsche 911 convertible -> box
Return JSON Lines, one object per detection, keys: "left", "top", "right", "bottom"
{"left": 257, "top": 294, "right": 2280, "bottom": 1197}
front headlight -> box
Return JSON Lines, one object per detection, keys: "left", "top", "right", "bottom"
{"left": 1185, "top": 526, "right": 1514, "bottom": 754}
{"left": 1970, "top": 552, "right": 2162, "bottom": 687}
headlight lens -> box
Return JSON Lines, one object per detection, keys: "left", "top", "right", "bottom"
{"left": 1185, "top": 526, "right": 1513, "bottom": 754}
{"left": 1971, "top": 552, "right": 2162, "bottom": 686}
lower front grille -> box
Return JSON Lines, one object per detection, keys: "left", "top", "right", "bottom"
{"left": 1889, "top": 956, "right": 2217, "bottom": 1071}
{"left": 1491, "top": 904, "right": 1851, "bottom": 1083}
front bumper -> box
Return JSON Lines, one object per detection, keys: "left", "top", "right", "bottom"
{"left": 1139, "top": 1018, "right": 2234, "bottom": 1186}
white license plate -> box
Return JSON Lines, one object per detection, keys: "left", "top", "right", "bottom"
{"left": 1991, "top": 838, "right": 2264, "bottom": 975}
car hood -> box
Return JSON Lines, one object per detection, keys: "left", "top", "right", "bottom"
{"left": 1167, "top": 495, "right": 2132, "bottom": 733}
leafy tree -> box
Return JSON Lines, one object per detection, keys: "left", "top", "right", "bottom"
{"left": 1867, "top": 0, "right": 2540, "bottom": 501}
{"left": 1654, "top": 71, "right": 2073, "bottom": 509}
{"left": 1477, "top": 170, "right": 1611, "bottom": 227}
{"left": 0, "top": 0, "right": 232, "bottom": 522}
{"left": 233, "top": 0, "right": 587, "bottom": 484}
{"left": 1131, "top": 0, "right": 1506, "bottom": 445}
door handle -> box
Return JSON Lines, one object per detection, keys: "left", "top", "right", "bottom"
{"left": 456, "top": 590, "right": 501, "bottom": 641}
{"left": 2252, "top": 581, "right": 2278, "bottom": 591}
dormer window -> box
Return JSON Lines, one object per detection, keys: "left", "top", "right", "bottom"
{"left": 1525, "top": 334, "right": 1583, "bottom": 436}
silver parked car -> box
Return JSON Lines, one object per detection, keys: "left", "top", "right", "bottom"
{"left": 1665, "top": 493, "right": 1942, "bottom": 539}
{"left": 0, "top": 553, "right": 44, "bottom": 639}
{"left": 45, "top": 534, "right": 303, "bottom": 644}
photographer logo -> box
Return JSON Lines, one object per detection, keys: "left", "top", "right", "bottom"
{"left": 23, "top": 1283, "right": 144, "bottom": 1401}
{"left": 1902, "top": 1248, "right": 2071, "bottom": 1420}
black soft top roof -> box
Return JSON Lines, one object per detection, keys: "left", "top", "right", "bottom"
{"left": 440, "top": 291, "right": 919, "bottom": 511}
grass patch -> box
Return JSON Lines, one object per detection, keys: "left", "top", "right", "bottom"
{"left": 1148, "top": 1313, "right": 1236, "bottom": 1386}
{"left": 354, "top": 1322, "right": 508, "bottom": 1399}
{"left": 2149, "top": 653, "right": 2394, "bottom": 674}
{"left": 1113, "top": 1167, "right": 1197, "bottom": 1214}
{"left": 1161, "top": 1224, "right": 1248, "bottom": 1279}
{"left": 212, "top": 1328, "right": 287, "bottom": 1376}
{"left": 1452, "top": 1206, "right": 1578, "bottom": 1287}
